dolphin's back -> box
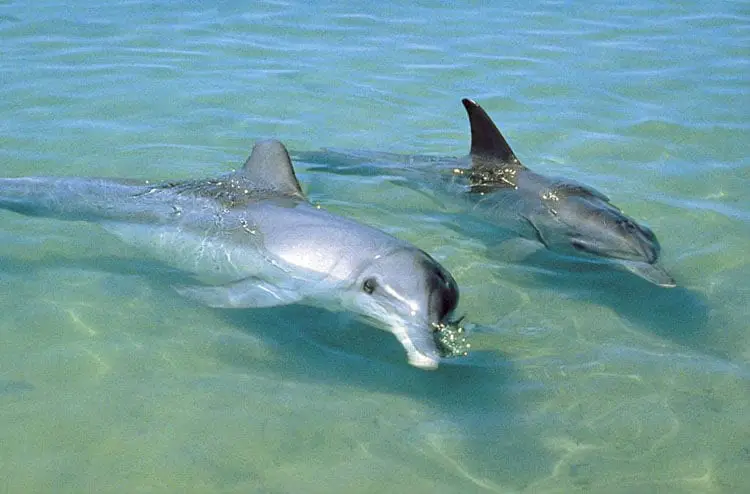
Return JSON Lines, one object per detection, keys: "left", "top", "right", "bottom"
{"left": 0, "top": 177, "right": 177, "bottom": 224}
{"left": 0, "top": 175, "right": 263, "bottom": 282}
{"left": 0, "top": 174, "right": 407, "bottom": 285}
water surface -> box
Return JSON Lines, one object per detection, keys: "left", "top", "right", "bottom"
{"left": 1, "top": 1, "right": 748, "bottom": 492}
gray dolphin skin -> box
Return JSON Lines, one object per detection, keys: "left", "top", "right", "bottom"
{"left": 458, "top": 98, "right": 674, "bottom": 287}
{"left": 296, "top": 100, "right": 675, "bottom": 287}
{"left": 0, "top": 139, "right": 467, "bottom": 369}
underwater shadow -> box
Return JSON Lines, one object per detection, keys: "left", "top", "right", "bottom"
{"left": 215, "top": 306, "right": 553, "bottom": 487}
{"left": 489, "top": 245, "right": 717, "bottom": 357}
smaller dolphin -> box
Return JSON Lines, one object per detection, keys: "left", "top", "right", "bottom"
{"left": 0, "top": 140, "right": 468, "bottom": 369}
{"left": 296, "top": 100, "right": 675, "bottom": 287}
{"left": 459, "top": 98, "right": 674, "bottom": 287}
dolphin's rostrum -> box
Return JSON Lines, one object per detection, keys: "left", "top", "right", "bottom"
{"left": 0, "top": 140, "right": 468, "bottom": 369}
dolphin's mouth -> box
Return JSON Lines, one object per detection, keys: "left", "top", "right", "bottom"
{"left": 570, "top": 238, "right": 657, "bottom": 263}
{"left": 570, "top": 238, "right": 621, "bottom": 259}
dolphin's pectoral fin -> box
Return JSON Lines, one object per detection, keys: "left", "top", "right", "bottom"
{"left": 522, "top": 216, "right": 550, "bottom": 249}
{"left": 174, "top": 278, "right": 304, "bottom": 308}
{"left": 619, "top": 260, "right": 677, "bottom": 288}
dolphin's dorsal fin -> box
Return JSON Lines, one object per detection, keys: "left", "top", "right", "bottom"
{"left": 462, "top": 98, "right": 521, "bottom": 165}
{"left": 238, "top": 139, "right": 304, "bottom": 197}
{"left": 462, "top": 98, "right": 527, "bottom": 190}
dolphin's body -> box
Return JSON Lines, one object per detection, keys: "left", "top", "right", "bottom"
{"left": 297, "top": 99, "right": 674, "bottom": 287}
{"left": 0, "top": 140, "right": 467, "bottom": 369}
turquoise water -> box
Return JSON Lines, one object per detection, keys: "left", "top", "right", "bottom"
{"left": 1, "top": 0, "right": 748, "bottom": 492}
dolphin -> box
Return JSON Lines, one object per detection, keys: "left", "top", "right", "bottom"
{"left": 295, "top": 99, "right": 675, "bottom": 287}
{"left": 457, "top": 98, "right": 674, "bottom": 287}
{"left": 0, "top": 139, "right": 468, "bottom": 369}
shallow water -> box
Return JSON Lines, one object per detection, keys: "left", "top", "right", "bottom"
{"left": 1, "top": 0, "right": 749, "bottom": 492}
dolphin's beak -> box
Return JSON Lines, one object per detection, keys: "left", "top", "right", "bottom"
{"left": 620, "top": 260, "right": 676, "bottom": 288}
{"left": 399, "top": 328, "right": 441, "bottom": 370}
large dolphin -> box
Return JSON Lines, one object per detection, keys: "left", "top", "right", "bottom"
{"left": 296, "top": 99, "right": 675, "bottom": 287}
{"left": 0, "top": 139, "right": 468, "bottom": 369}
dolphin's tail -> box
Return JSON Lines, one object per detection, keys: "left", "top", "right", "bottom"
{"left": 0, "top": 177, "right": 162, "bottom": 223}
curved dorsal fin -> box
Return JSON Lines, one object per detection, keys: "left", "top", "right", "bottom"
{"left": 462, "top": 98, "right": 519, "bottom": 164}
{"left": 238, "top": 139, "right": 304, "bottom": 197}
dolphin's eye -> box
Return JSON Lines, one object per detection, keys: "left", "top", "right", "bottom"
{"left": 362, "top": 277, "right": 378, "bottom": 295}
